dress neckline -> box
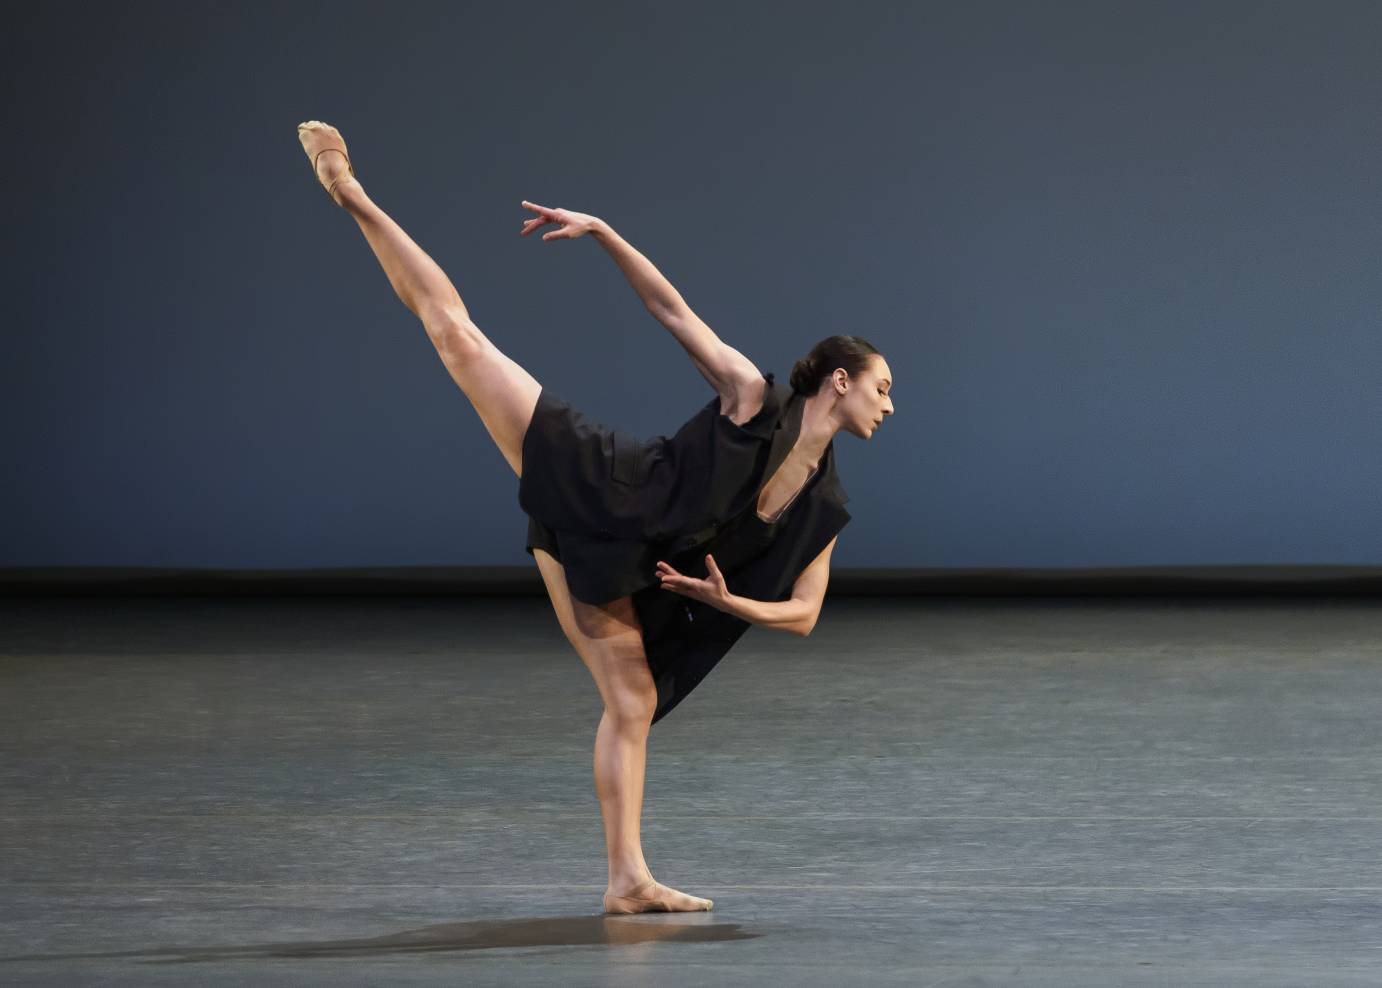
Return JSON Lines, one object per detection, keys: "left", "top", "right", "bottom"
{"left": 754, "top": 460, "right": 819, "bottom": 525}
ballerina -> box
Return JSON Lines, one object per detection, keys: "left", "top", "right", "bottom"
{"left": 295, "top": 120, "right": 894, "bottom": 914}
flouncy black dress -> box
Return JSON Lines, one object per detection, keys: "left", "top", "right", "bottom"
{"left": 520, "top": 371, "right": 852, "bottom": 725}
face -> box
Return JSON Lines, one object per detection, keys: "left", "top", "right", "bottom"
{"left": 831, "top": 354, "right": 894, "bottom": 439}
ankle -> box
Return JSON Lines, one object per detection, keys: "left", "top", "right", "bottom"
{"left": 607, "top": 866, "right": 654, "bottom": 893}
{"left": 332, "top": 176, "right": 365, "bottom": 209}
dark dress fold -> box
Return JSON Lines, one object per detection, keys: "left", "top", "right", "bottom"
{"left": 520, "top": 370, "right": 852, "bottom": 724}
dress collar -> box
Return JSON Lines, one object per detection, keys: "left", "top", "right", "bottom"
{"left": 758, "top": 384, "right": 840, "bottom": 497}
{"left": 761, "top": 385, "right": 802, "bottom": 488}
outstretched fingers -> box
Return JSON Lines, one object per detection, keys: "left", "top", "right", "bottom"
{"left": 520, "top": 200, "right": 572, "bottom": 240}
{"left": 655, "top": 560, "right": 689, "bottom": 592}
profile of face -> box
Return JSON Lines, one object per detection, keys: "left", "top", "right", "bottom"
{"left": 827, "top": 353, "right": 894, "bottom": 439}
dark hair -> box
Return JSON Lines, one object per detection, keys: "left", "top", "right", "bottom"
{"left": 789, "top": 335, "right": 883, "bottom": 396}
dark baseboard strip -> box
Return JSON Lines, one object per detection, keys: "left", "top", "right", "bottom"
{"left": 1, "top": 566, "right": 1381, "bottom": 596}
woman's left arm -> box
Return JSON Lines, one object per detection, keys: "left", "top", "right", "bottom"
{"left": 657, "top": 536, "right": 838, "bottom": 638}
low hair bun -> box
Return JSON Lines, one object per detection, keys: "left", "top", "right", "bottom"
{"left": 788, "top": 336, "right": 882, "bottom": 396}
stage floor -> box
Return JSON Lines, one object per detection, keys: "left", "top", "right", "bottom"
{"left": 3, "top": 595, "right": 1380, "bottom": 986}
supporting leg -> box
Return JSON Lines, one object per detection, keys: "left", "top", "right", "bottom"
{"left": 594, "top": 706, "right": 655, "bottom": 889}
{"left": 529, "top": 548, "right": 713, "bottom": 913}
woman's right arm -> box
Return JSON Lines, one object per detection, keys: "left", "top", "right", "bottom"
{"left": 589, "top": 220, "right": 685, "bottom": 315}
{"left": 591, "top": 220, "right": 761, "bottom": 392}
{"left": 519, "top": 201, "right": 760, "bottom": 396}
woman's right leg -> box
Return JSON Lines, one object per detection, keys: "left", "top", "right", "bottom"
{"left": 298, "top": 121, "right": 539, "bottom": 478}
{"left": 531, "top": 547, "right": 713, "bottom": 913}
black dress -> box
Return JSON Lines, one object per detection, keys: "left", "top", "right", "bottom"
{"left": 520, "top": 371, "right": 852, "bottom": 724}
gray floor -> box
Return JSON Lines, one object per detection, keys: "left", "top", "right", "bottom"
{"left": 2, "top": 595, "right": 1381, "bottom": 986}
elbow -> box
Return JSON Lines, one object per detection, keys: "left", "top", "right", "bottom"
{"left": 797, "top": 618, "right": 817, "bottom": 638}
{"left": 647, "top": 298, "right": 687, "bottom": 325}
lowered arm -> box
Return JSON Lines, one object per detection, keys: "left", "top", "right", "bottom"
{"left": 721, "top": 536, "right": 838, "bottom": 637}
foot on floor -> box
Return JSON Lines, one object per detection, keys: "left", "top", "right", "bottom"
{"left": 603, "top": 878, "right": 714, "bottom": 914}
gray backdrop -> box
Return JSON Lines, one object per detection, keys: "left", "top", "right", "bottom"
{"left": 5, "top": 0, "right": 1380, "bottom": 569}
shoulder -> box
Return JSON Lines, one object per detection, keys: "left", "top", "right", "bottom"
{"left": 718, "top": 370, "right": 781, "bottom": 426}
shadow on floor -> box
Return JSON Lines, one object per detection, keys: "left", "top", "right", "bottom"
{"left": 0, "top": 914, "right": 764, "bottom": 964}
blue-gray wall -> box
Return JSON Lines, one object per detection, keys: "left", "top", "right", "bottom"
{"left": 5, "top": 1, "right": 1381, "bottom": 568}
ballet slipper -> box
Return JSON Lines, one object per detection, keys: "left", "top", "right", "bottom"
{"left": 297, "top": 121, "right": 357, "bottom": 206}
{"left": 603, "top": 879, "right": 714, "bottom": 914}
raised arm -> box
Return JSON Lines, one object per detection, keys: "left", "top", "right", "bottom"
{"left": 519, "top": 201, "right": 761, "bottom": 404}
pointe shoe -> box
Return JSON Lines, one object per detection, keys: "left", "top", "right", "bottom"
{"left": 297, "top": 120, "right": 357, "bottom": 206}
{"left": 603, "top": 879, "right": 714, "bottom": 915}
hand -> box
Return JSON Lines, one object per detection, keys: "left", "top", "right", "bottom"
{"left": 520, "top": 200, "right": 603, "bottom": 241}
{"left": 656, "top": 555, "right": 732, "bottom": 608}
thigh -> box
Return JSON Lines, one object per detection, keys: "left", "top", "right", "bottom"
{"left": 531, "top": 547, "right": 656, "bottom": 720}
{"left": 433, "top": 330, "right": 542, "bottom": 479}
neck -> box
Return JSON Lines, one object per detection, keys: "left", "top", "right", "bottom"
{"left": 796, "top": 390, "right": 841, "bottom": 462}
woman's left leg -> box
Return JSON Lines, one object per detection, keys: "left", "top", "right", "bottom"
{"left": 531, "top": 547, "right": 713, "bottom": 912}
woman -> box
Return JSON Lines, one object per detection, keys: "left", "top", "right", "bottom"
{"left": 296, "top": 121, "right": 896, "bottom": 915}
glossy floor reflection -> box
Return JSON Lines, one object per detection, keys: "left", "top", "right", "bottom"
{"left": 1, "top": 914, "right": 757, "bottom": 964}
{"left": 2, "top": 595, "right": 1381, "bottom": 986}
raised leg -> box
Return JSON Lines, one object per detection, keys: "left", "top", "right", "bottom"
{"left": 297, "top": 120, "right": 540, "bottom": 477}
{"left": 531, "top": 548, "right": 713, "bottom": 913}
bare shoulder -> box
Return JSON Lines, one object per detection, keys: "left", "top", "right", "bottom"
{"left": 715, "top": 350, "right": 770, "bottom": 425}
